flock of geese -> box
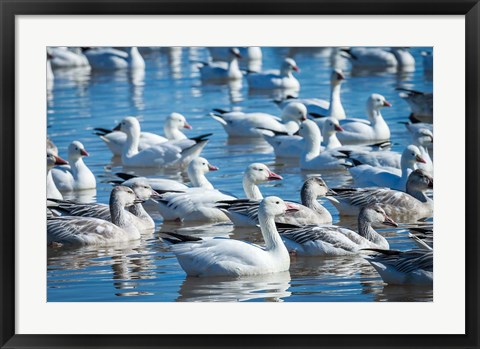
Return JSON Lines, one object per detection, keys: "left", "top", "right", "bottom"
{"left": 46, "top": 46, "right": 433, "bottom": 288}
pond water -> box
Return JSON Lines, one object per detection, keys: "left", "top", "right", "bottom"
{"left": 47, "top": 47, "right": 433, "bottom": 302}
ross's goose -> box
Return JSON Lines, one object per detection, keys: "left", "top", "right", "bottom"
{"left": 47, "top": 186, "right": 142, "bottom": 247}
{"left": 47, "top": 152, "right": 68, "bottom": 200}
{"left": 48, "top": 180, "right": 160, "bottom": 231}
{"left": 210, "top": 102, "right": 307, "bottom": 138}
{"left": 217, "top": 176, "right": 334, "bottom": 227}
{"left": 198, "top": 48, "right": 243, "bottom": 81}
{"left": 299, "top": 120, "right": 351, "bottom": 170}
{"left": 363, "top": 248, "right": 433, "bottom": 285}
{"left": 48, "top": 47, "right": 90, "bottom": 69}
{"left": 51, "top": 141, "right": 96, "bottom": 191}
{"left": 327, "top": 169, "right": 433, "bottom": 219}
{"left": 118, "top": 117, "right": 209, "bottom": 168}
{"left": 347, "top": 145, "right": 426, "bottom": 190}
{"left": 341, "top": 47, "right": 414, "bottom": 69}
{"left": 335, "top": 94, "right": 392, "bottom": 145}
{"left": 275, "top": 69, "right": 346, "bottom": 120}
{"left": 94, "top": 112, "right": 192, "bottom": 157}
{"left": 278, "top": 204, "right": 397, "bottom": 256}
{"left": 397, "top": 88, "right": 433, "bottom": 123}
{"left": 162, "top": 196, "right": 298, "bottom": 277}
{"left": 83, "top": 47, "right": 145, "bottom": 70}
{"left": 247, "top": 58, "right": 300, "bottom": 90}
{"left": 155, "top": 163, "right": 282, "bottom": 223}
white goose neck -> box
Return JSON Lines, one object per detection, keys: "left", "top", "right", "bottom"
{"left": 243, "top": 176, "right": 263, "bottom": 200}
{"left": 228, "top": 58, "right": 240, "bottom": 72}
{"left": 366, "top": 108, "right": 382, "bottom": 124}
{"left": 328, "top": 83, "right": 346, "bottom": 119}
{"left": 323, "top": 132, "right": 342, "bottom": 149}
{"left": 123, "top": 127, "right": 140, "bottom": 159}
{"left": 164, "top": 124, "right": 186, "bottom": 140}
{"left": 258, "top": 208, "right": 288, "bottom": 253}
{"left": 303, "top": 130, "right": 322, "bottom": 159}
{"left": 188, "top": 168, "right": 214, "bottom": 189}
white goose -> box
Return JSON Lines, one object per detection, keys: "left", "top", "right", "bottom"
{"left": 336, "top": 94, "right": 392, "bottom": 145}
{"left": 48, "top": 180, "right": 160, "bottom": 231}
{"left": 217, "top": 177, "right": 334, "bottom": 227}
{"left": 47, "top": 186, "right": 142, "bottom": 247}
{"left": 94, "top": 112, "right": 192, "bottom": 157}
{"left": 156, "top": 163, "right": 282, "bottom": 223}
{"left": 363, "top": 248, "right": 433, "bottom": 285}
{"left": 118, "top": 117, "right": 209, "bottom": 168}
{"left": 83, "top": 47, "right": 145, "bottom": 70}
{"left": 48, "top": 47, "right": 90, "bottom": 69}
{"left": 47, "top": 152, "right": 68, "bottom": 200}
{"left": 413, "top": 128, "right": 433, "bottom": 174}
{"left": 199, "top": 48, "right": 243, "bottom": 81}
{"left": 208, "top": 47, "right": 262, "bottom": 62}
{"left": 162, "top": 196, "right": 298, "bottom": 277}
{"left": 299, "top": 120, "right": 351, "bottom": 171}
{"left": 210, "top": 102, "right": 307, "bottom": 138}
{"left": 247, "top": 58, "right": 300, "bottom": 90}
{"left": 276, "top": 69, "right": 346, "bottom": 120}
{"left": 348, "top": 145, "right": 426, "bottom": 190}
{"left": 51, "top": 141, "right": 96, "bottom": 191}
{"left": 341, "top": 47, "right": 414, "bottom": 69}
{"left": 278, "top": 204, "right": 396, "bottom": 256}
{"left": 328, "top": 169, "right": 433, "bottom": 219}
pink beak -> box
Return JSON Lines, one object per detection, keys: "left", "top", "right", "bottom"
{"left": 383, "top": 100, "right": 392, "bottom": 107}
{"left": 334, "top": 124, "right": 344, "bottom": 132}
{"left": 285, "top": 202, "right": 300, "bottom": 212}
{"left": 208, "top": 164, "right": 219, "bottom": 171}
{"left": 184, "top": 122, "right": 192, "bottom": 130}
{"left": 416, "top": 155, "right": 427, "bottom": 164}
{"left": 383, "top": 215, "right": 398, "bottom": 227}
{"left": 292, "top": 66, "right": 300, "bottom": 72}
{"left": 267, "top": 171, "right": 283, "bottom": 181}
{"left": 80, "top": 149, "right": 89, "bottom": 157}
{"left": 54, "top": 155, "right": 68, "bottom": 165}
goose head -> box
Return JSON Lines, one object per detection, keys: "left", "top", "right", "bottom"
{"left": 67, "top": 141, "right": 89, "bottom": 161}
{"left": 244, "top": 163, "right": 282, "bottom": 184}
{"left": 299, "top": 119, "right": 321, "bottom": 142}
{"left": 281, "top": 58, "right": 300, "bottom": 74}
{"left": 322, "top": 117, "right": 344, "bottom": 135}
{"left": 229, "top": 48, "right": 242, "bottom": 60}
{"left": 331, "top": 69, "right": 346, "bottom": 85}
{"left": 130, "top": 181, "right": 160, "bottom": 202}
{"left": 413, "top": 128, "right": 433, "bottom": 147}
{"left": 117, "top": 116, "right": 141, "bottom": 137}
{"left": 165, "top": 112, "right": 192, "bottom": 130}
{"left": 188, "top": 157, "right": 218, "bottom": 176}
{"left": 302, "top": 177, "right": 336, "bottom": 198}
{"left": 47, "top": 151, "right": 68, "bottom": 170}
{"left": 402, "top": 145, "right": 426, "bottom": 167}
{"left": 407, "top": 169, "right": 433, "bottom": 191}
{"left": 281, "top": 102, "right": 307, "bottom": 123}
{"left": 366, "top": 93, "right": 392, "bottom": 114}
{"left": 260, "top": 196, "right": 300, "bottom": 217}
{"left": 110, "top": 185, "right": 140, "bottom": 208}
{"left": 360, "top": 204, "right": 398, "bottom": 227}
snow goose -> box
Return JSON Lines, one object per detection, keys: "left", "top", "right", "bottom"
{"left": 162, "top": 196, "right": 298, "bottom": 277}
{"left": 48, "top": 47, "right": 90, "bottom": 69}
{"left": 336, "top": 93, "right": 392, "bottom": 145}
{"left": 155, "top": 163, "right": 282, "bottom": 223}
{"left": 278, "top": 204, "right": 396, "bottom": 256}
{"left": 83, "top": 47, "right": 145, "bottom": 70}
{"left": 247, "top": 58, "right": 300, "bottom": 90}
{"left": 412, "top": 128, "right": 433, "bottom": 174}
{"left": 94, "top": 112, "right": 192, "bottom": 156}
{"left": 363, "top": 248, "right": 433, "bottom": 285}
{"left": 210, "top": 102, "right": 307, "bottom": 138}
{"left": 118, "top": 117, "right": 209, "bottom": 169}
{"left": 217, "top": 176, "right": 334, "bottom": 227}
{"left": 276, "top": 69, "right": 346, "bottom": 120}
{"left": 48, "top": 180, "right": 160, "bottom": 231}
{"left": 299, "top": 120, "right": 351, "bottom": 171}
{"left": 327, "top": 169, "right": 433, "bottom": 219}
{"left": 208, "top": 47, "right": 262, "bottom": 63}
{"left": 347, "top": 145, "right": 426, "bottom": 190}
{"left": 341, "top": 47, "right": 414, "bottom": 69}
{"left": 51, "top": 141, "right": 96, "bottom": 191}
{"left": 198, "top": 48, "right": 243, "bottom": 81}
{"left": 47, "top": 152, "right": 68, "bottom": 200}
{"left": 397, "top": 88, "right": 433, "bottom": 123}
{"left": 47, "top": 186, "right": 142, "bottom": 247}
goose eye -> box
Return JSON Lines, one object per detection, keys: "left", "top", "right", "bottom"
{"left": 202, "top": 163, "right": 206, "bottom": 165}
{"left": 276, "top": 201, "right": 280, "bottom": 204}
{"left": 258, "top": 168, "right": 263, "bottom": 171}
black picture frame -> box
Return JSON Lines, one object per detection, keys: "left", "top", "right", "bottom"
{"left": 1, "top": 1, "right": 478, "bottom": 348}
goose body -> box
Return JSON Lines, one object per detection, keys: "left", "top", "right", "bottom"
{"left": 164, "top": 197, "right": 296, "bottom": 277}
{"left": 247, "top": 58, "right": 300, "bottom": 90}
{"left": 84, "top": 47, "right": 145, "bottom": 70}
{"left": 51, "top": 141, "right": 96, "bottom": 191}
{"left": 199, "top": 48, "right": 243, "bottom": 81}
{"left": 47, "top": 186, "right": 141, "bottom": 247}
{"left": 342, "top": 47, "right": 414, "bottom": 69}
{"left": 48, "top": 47, "right": 90, "bottom": 69}
{"left": 279, "top": 205, "right": 396, "bottom": 256}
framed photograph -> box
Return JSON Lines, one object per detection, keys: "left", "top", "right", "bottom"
{"left": 1, "top": 0, "right": 478, "bottom": 348}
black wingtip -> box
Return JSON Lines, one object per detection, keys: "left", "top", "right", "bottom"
{"left": 361, "top": 248, "right": 401, "bottom": 255}
{"left": 212, "top": 108, "right": 229, "bottom": 114}
{"left": 309, "top": 112, "right": 327, "bottom": 119}
{"left": 93, "top": 127, "right": 113, "bottom": 136}
{"left": 115, "top": 172, "right": 138, "bottom": 181}
{"left": 189, "top": 133, "right": 213, "bottom": 143}
{"left": 163, "top": 231, "right": 203, "bottom": 243}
